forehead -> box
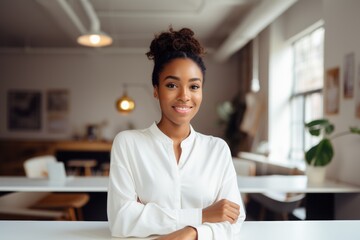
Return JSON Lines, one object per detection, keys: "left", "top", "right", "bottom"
{"left": 160, "top": 58, "right": 203, "bottom": 78}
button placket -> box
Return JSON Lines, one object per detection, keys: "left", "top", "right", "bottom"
{"left": 175, "top": 155, "right": 181, "bottom": 208}
{"left": 166, "top": 143, "right": 181, "bottom": 208}
{"left": 177, "top": 144, "right": 189, "bottom": 209}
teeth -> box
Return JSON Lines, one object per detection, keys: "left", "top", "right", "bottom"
{"left": 174, "top": 106, "right": 191, "bottom": 113}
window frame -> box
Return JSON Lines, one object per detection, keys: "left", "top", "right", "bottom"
{"left": 288, "top": 26, "right": 324, "bottom": 163}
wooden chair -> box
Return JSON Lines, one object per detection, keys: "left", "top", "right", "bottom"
{"left": 67, "top": 159, "right": 97, "bottom": 176}
{"left": 23, "top": 155, "right": 90, "bottom": 220}
{"left": 0, "top": 192, "right": 65, "bottom": 220}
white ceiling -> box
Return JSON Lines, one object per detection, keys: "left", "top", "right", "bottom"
{"left": 0, "top": 0, "right": 297, "bottom": 60}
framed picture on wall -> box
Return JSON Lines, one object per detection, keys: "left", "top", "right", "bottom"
{"left": 343, "top": 52, "right": 355, "bottom": 98}
{"left": 356, "top": 64, "right": 360, "bottom": 119}
{"left": 7, "top": 90, "right": 42, "bottom": 131}
{"left": 47, "top": 89, "right": 70, "bottom": 133}
{"left": 325, "top": 67, "right": 340, "bottom": 115}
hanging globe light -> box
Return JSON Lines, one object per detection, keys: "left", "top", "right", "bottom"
{"left": 115, "top": 89, "right": 135, "bottom": 114}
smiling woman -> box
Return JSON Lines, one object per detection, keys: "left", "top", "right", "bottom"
{"left": 107, "top": 27, "right": 246, "bottom": 240}
{"left": 155, "top": 58, "right": 203, "bottom": 134}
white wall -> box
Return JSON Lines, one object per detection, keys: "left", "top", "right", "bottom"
{"left": 283, "top": 0, "right": 323, "bottom": 40}
{"left": 0, "top": 51, "right": 239, "bottom": 140}
{"left": 267, "top": 15, "right": 293, "bottom": 162}
{"left": 322, "top": 0, "right": 360, "bottom": 219}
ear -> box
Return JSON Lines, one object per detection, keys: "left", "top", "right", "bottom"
{"left": 153, "top": 87, "right": 159, "bottom": 99}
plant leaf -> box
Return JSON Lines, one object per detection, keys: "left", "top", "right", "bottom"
{"left": 349, "top": 127, "right": 360, "bottom": 134}
{"left": 305, "top": 145, "right": 318, "bottom": 165}
{"left": 305, "top": 138, "right": 334, "bottom": 166}
{"left": 325, "top": 124, "right": 335, "bottom": 135}
{"left": 309, "top": 129, "right": 321, "bottom": 136}
{"left": 305, "top": 119, "right": 329, "bottom": 128}
{"left": 305, "top": 119, "right": 332, "bottom": 137}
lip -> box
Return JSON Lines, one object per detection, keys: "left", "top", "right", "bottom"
{"left": 172, "top": 105, "right": 193, "bottom": 114}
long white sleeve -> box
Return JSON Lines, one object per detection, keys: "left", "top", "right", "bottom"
{"left": 194, "top": 172, "right": 246, "bottom": 239}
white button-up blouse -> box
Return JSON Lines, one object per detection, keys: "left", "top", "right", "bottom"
{"left": 107, "top": 123, "right": 245, "bottom": 239}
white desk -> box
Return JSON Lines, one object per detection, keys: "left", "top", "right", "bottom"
{"left": 1, "top": 176, "right": 360, "bottom": 221}
{"left": 236, "top": 175, "right": 360, "bottom": 220}
{"left": 0, "top": 176, "right": 108, "bottom": 192}
{"left": 1, "top": 175, "right": 360, "bottom": 193}
{"left": 237, "top": 175, "right": 360, "bottom": 193}
{"left": 0, "top": 220, "right": 359, "bottom": 240}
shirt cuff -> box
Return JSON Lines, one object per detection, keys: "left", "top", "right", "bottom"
{"left": 177, "top": 208, "right": 202, "bottom": 228}
{"left": 194, "top": 225, "right": 212, "bottom": 240}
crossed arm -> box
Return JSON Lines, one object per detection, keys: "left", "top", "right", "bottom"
{"left": 156, "top": 199, "right": 240, "bottom": 240}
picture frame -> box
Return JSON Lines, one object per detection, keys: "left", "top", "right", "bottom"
{"left": 343, "top": 52, "right": 355, "bottom": 98}
{"left": 47, "top": 89, "right": 70, "bottom": 133}
{"left": 7, "top": 90, "right": 42, "bottom": 131}
{"left": 325, "top": 67, "right": 340, "bottom": 115}
{"left": 356, "top": 64, "right": 360, "bottom": 119}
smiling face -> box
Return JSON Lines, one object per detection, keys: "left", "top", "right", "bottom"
{"left": 154, "top": 58, "right": 203, "bottom": 129}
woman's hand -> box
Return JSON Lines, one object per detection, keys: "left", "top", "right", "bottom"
{"left": 155, "top": 226, "right": 197, "bottom": 240}
{"left": 202, "top": 199, "right": 240, "bottom": 224}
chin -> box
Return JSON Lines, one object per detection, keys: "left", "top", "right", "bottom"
{"left": 171, "top": 117, "right": 193, "bottom": 126}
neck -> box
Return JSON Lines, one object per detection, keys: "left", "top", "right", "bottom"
{"left": 157, "top": 121, "right": 190, "bottom": 143}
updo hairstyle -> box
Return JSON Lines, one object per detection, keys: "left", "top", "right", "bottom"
{"left": 146, "top": 27, "right": 206, "bottom": 87}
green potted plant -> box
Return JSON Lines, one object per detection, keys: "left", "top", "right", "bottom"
{"left": 304, "top": 118, "right": 360, "bottom": 183}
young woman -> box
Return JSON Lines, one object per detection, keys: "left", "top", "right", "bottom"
{"left": 108, "top": 27, "right": 245, "bottom": 240}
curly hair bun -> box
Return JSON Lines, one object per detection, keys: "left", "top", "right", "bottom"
{"left": 146, "top": 27, "right": 205, "bottom": 61}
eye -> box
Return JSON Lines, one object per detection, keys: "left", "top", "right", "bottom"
{"left": 165, "top": 83, "right": 177, "bottom": 89}
{"left": 190, "top": 84, "right": 201, "bottom": 90}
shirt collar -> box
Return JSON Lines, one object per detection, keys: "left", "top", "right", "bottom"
{"left": 149, "top": 122, "right": 196, "bottom": 147}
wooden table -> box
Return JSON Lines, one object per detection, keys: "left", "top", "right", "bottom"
{"left": 67, "top": 159, "right": 98, "bottom": 176}
{"left": 0, "top": 140, "right": 112, "bottom": 176}
{"left": 1, "top": 220, "right": 359, "bottom": 239}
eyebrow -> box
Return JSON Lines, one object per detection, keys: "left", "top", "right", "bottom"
{"left": 164, "top": 75, "right": 202, "bottom": 82}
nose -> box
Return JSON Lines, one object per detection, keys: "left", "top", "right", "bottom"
{"left": 177, "top": 86, "right": 190, "bottom": 102}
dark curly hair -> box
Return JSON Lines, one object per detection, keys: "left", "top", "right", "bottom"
{"left": 146, "top": 27, "right": 206, "bottom": 86}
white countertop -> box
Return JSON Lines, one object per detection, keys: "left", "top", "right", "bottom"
{"left": 1, "top": 175, "right": 359, "bottom": 193}
{"left": 0, "top": 176, "right": 109, "bottom": 192}
{"left": 0, "top": 220, "right": 359, "bottom": 240}
{"left": 236, "top": 175, "right": 360, "bottom": 193}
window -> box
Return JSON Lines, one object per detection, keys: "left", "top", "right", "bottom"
{"left": 289, "top": 27, "right": 324, "bottom": 162}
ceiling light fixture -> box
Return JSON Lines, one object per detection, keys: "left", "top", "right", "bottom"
{"left": 77, "top": 31, "right": 112, "bottom": 47}
{"left": 77, "top": 0, "right": 113, "bottom": 47}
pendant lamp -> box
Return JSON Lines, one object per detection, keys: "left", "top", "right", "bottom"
{"left": 77, "top": 31, "right": 113, "bottom": 47}
{"left": 77, "top": 0, "right": 113, "bottom": 48}
{"left": 116, "top": 85, "right": 135, "bottom": 114}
